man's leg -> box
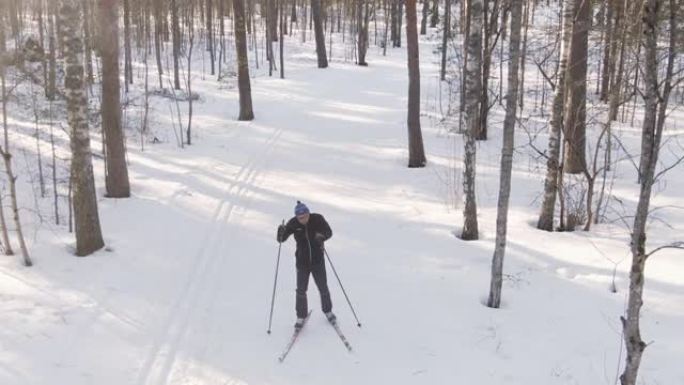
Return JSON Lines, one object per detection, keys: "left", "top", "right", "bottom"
{"left": 296, "top": 267, "right": 310, "bottom": 318}
{"left": 311, "top": 263, "right": 332, "bottom": 314}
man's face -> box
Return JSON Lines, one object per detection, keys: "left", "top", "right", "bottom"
{"left": 296, "top": 213, "right": 310, "bottom": 225}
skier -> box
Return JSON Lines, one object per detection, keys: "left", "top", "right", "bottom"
{"left": 277, "top": 201, "right": 336, "bottom": 330}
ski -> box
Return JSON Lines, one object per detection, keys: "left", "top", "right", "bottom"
{"left": 329, "top": 320, "right": 353, "bottom": 352}
{"left": 277, "top": 310, "right": 312, "bottom": 363}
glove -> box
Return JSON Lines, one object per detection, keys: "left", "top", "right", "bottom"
{"left": 314, "top": 233, "right": 326, "bottom": 243}
{"left": 277, "top": 225, "right": 286, "bottom": 243}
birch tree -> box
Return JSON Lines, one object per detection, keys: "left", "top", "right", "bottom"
{"left": 488, "top": 0, "right": 523, "bottom": 308}
{"left": 621, "top": 1, "right": 680, "bottom": 384}
{"left": 60, "top": 0, "right": 105, "bottom": 256}
{"left": 537, "top": 0, "right": 574, "bottom": 231}
{"left": 461, "top": 0, "right": 483, "bottom": 240}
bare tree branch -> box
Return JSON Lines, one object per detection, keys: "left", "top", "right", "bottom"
{"left": 646, "top": 241, "right": 684, "bottom": 258}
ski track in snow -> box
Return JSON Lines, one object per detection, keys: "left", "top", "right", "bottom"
{"left": 1, "top": 20, "right": 683, "bottom": 385}
{"left": 137, "top": 125, "right": 284, "bottom": 385}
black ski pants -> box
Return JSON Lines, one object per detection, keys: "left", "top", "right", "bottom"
{"left": 296, "top": 262, "right": 332, "bottom": 318}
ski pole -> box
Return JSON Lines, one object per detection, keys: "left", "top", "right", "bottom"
{"left": 267, "top": 220, "right": 285, "bottom": 334}
{"left": 324, "top": 248, "right": 362, "bottom": 328}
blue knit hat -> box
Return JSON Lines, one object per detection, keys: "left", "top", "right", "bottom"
{"left": 294, "top": 201, "right": 310, "bottom": 216}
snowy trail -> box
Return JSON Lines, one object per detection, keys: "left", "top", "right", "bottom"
{"left": 137, "top": 125, "right": 285, "bottom": 385}
{"left": 2, "top": 33, "right": 683, "bottom": 385}
{"left": 128, "top": 49, "right": 441, "bottom": 384}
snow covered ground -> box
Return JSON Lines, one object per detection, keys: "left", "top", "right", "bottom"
{"left": 1, "top": 18, "right": 683, "bottom": 385}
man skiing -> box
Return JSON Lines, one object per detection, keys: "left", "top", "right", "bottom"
{"left": 277, "top": 201, "right": 336, "bottom": 330}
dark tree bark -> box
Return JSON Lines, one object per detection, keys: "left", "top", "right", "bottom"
{"left": 232, "top": 0, "right": 254, "bottom": 120}
{"left": 430, "top": 0, "right": 439, "bottom": 27}
{"left": 280, "top": 0, "right": 285, "bottom": 78}
{"left": 440, "top": 0, "right": 451, "bottom": 80}
{"left": 154, "top": 0, "right": 163, "bottom": 89}
{"left": 600, "top": 0, "right": 613, "bottom": 102}
{"left": 48, "top": 0, "right": 57, "bottom": 100}
{"left": 123, "top": 0, "right": 132, "bottom": 89}
{"left": 357, "top": 0, "right": 370, "bottom": 65}
{"left": 207, "top": 0, "right": 216, "bottom": 75}
{"left": 563, "top": 0, "right": 591, "bottom": 174}
{"left": 311, "top": 0, "right": 328, "bottom": 67}
{"left": 478, "top": 0, "right": 500, "bottom": 141}
{"left": 420, "top": 0, "right": 429, "bottom": 34}
{"left": 406, "top": 0, "right": 426, "bottom": 168}
{"left": 99, "top": 0, "right": 131, "bottom": 198}
{"left": 171, "top": 0, "right": 181, "bottom": 89}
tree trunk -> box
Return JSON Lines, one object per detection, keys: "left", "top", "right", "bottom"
{"left": 488, "top": 0, "right": 522, "bottom": 309}
{"left": 608, "top": 0, "right": 626, "bottom": 122}
{"left": 9, "top": 0, "right": 20, "bottom": 38}
{"left": 562, "top": 0, "right": 590, "bottom": 174}
{"left": 439, "top": 0, "right": 451, "bottom": 80}
{"left": 406, "top": 0, "right": 426, "bottom": 168}
{"left": 187, "top": 1, "right": 194, "bottom": 145}
{"left": 48, "top": 1, "right": 57, "bottom": 100}
{"left": 280, "top": 0, "right": 285, "bottom": 78}
{"left": 154, "top": 0, "right": 163, "bottom": 89}
{"left": 517, "top": 0, "right": 529, "bottom": 110}
{"left": 391, "top": 0, "right": 398, "bottom": 46}
{"left": 0, "top": 38, "right": 14, "bottom": 256}
{"left": 60, "top": 0, "right": 105, "bottom": 256}
{"left": 232, "top": 0, "right": 254, "bottom": 120}
{"left": 267, "top": 0, "right": 275, "bottom": 76}
{"left": 397, "top": 0, "right": 403, "bottom": 47}
{"left": 207, "top": 0, "right": 215, "bottom": 75}
{"left": 269, "top": 0, "right": 278, "bottom": 42}
{"left": 600, "top": 0, "right": 613, "bottom": 102}
{"left": 171, "top": 0, "right": 181, "bottom": 89}
{"left": 478, "top": 0, "right": 499, "bottom": 141}
{"left": 430, "top": 0, "right": 438, "bottom": 27}
{"left": 420, "top": 0, "right": 428, "bottom": 34}
{"left": 459, "top": 0, "right": 470, "bottom": 133}
{"left": 357, "top": 0, "right": 369, "bottom": 65}
{"left": 621, "top": 0, "right": 675, "bottom": 383}
{"left": 99, "top": 0, "right": 131, "bottom": 198}
{"left": 461, "top": 0, "right": 482, "bottom": 240}
{"left": 1, "top": 9, "right": 32, "bottom": 267}
{"left": 537, "top": 0, "right": 573, "bottom": 231}
{"left": 123, "top": 0, "right": 132, "bottom": 89}
{"left": 0, "top": 150, "right": 32, "bottom": 265}
{"left": 0, "top": 194, "right": 13, "bottom": 256}
{"left": 311, "top": 0, "right": 328, "bottom": 67}
{"left": 81, "top": 0, "right": 94, "bottom": 85}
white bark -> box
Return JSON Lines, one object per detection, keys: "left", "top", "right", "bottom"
{"left": 461, "top": 0, "right": 483, "bottom": 240}
{"left": 488, "top": 0, "right": 523, "bottom": 308}
{"left": 60, "top": 0, "right": 105, "bottom": 256}
{"left": 537, "top": 0, "right": 574, "bottom": 231}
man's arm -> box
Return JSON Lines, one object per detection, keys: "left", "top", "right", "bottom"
{"left": 277, "top": 218, "right": 296, "bottom": 243}
{"left": 317, "top": 215, "right": 332, "bottom": 242}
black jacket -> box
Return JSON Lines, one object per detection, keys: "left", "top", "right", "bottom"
{"left": 278, "top": 213, "right": 332, "bottom": 268}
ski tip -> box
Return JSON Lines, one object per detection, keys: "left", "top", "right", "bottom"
{"left": 267, "top": 330, "right": 271, "bottom": 335}
{"left": 357, "top": 323, "right": 362, "bottom": 328}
